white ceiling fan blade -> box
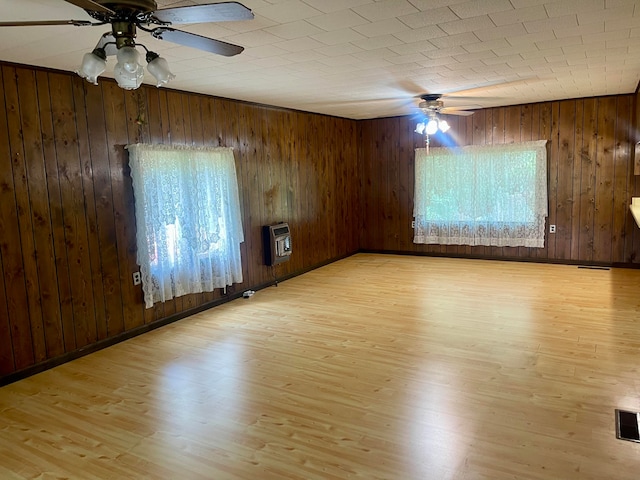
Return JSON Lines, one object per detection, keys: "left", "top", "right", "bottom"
{"left": 152, "top": 2, "right": 253, "bottom": 24}
{"left": 151, "top": 27, "right": 245, "bottom": 56}
{"left": 441, "top": 109, "right": 475, "bottom": 116}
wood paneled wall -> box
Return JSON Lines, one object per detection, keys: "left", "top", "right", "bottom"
{"left": 0, "top": 63, "right": 359, "bottom": 379}
{"left": 2, "top": 59, "right": 640, "bottom": 382}
{"left": 359, "top": 96, "right": 640, "bottom": 264}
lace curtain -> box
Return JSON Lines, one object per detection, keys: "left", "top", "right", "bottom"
{"left": 128, "top": 144, "right": 244, "bottom": 309}
{"left": 413, "top": 140, "right": 548, "bottom": 248}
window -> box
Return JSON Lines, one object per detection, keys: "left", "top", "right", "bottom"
{"left": 413, "top": 140, "right": 548, "bottom": 248}
{"left": 128, "top": 144, "right": 244, "bottom": 309}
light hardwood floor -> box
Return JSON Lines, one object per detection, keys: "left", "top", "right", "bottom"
{"left": 1, "top": 253, "right": 640, "bottom": 479}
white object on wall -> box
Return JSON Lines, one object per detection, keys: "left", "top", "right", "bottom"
{"left": 630, "top": 198, "right": 640, "bottom": 228}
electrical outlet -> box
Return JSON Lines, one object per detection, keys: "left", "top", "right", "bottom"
{"left": 411, "top": 221, "right": 415, "bottom": 229}
{"left": 133, "top": 271, "right": 141, "bottom": 285}
{"left": 549, "top": 224, "right": 556, "bottom": 234}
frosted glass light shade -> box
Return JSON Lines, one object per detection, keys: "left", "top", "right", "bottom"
{"left": 114, "top": 62, "right": 144, "bottom": 90}
{"left": 114, "top": 46, "right": 144, "bottom": 90}
{"left": 76, "top": 49, "right": 106, "bottom": 85}
{"left": 415, "top": 122, "right": 425, "bottom": 134}
{"left": 146, "top": 55, "right": 175, "bottom": 87}
{"left": 439, "top": 120, "right": 450, "bottom": 133}
{"left": 425, "top": 119, "right": 438, "bottom": 135}
{"left": 116, "top": 46, "right": 141, "bottom": 73}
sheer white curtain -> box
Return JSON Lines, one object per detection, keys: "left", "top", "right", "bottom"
{"left": 128, "top": 144, "right": 244, "bottom": 309}
{"left": 414, "top": 140, "right": 548, "bottom": 248}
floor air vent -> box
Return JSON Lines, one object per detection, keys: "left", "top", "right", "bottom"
{"left": 615, "top": 410, "right": 640, "bottom": 443}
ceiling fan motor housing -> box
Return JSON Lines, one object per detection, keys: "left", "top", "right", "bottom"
{"left": 88, "top": 0, "right": 158, "bottom": 23}
{"left": 418, "top": 99, "right": 444, "bottom": 115}
{"left": 92, "top": 1, "right": 159, "bottom": 49}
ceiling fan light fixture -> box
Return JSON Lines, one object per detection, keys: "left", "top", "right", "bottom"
{"left": 146, "top": 51, "right": 175, "bottom": 87}
{"left": 415, "top": 122, "right": 426, "bottom": 134}
{"left": 425, "top": 119, "right": 438, "bottom": 135}
{"left": 114, "top": 46, "right": 144, "bottom": 90}
{"left": 76, "top": 47, "right": 107, "bottom": 85}
{"left": 114, "top": 63, "right": 144, "bottom": 90}
{"left": 116, "top": 46, "right": 142, "bottom": 73}
{"left": 439, "top": 120, "right": 450, "bottom": 133}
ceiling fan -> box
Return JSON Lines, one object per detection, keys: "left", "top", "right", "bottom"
{"left": 0, "top": 0, "right": 254, "bottom": 89}
{"left": 413, "top": 93, "right": 478, "bottom": 137}
{"left": 418, "top": 94, "right": 477, "bottom": 117}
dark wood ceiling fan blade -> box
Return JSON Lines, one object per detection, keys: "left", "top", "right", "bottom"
{"left": 0, "top": 19, "right": 94, "bottom": 27}
{"left": 64, "top": 0, "right": 114, "bottom": 14}
{"left": 153, "top": 2, "right": 253, "bottom": 24}
{"left": 151, "top": 27, "right": 244, "bottom": 56}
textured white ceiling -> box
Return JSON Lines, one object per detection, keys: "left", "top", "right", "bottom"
{"left": 0, "top": 0, "right": 639, "bottom": 119}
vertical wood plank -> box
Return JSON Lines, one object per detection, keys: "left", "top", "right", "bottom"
{"left": 15, "top": 68, "right": 65, "bottom": 358}
{"left": 49, "top": 72, "right": 97, "bottom": 348}
{"left": 372, "top": 119, "right": 384, "bottom": 252}
{"left": 555, "top": 100, "right": 576, "bottom": 260}
{"left": 83, "top": 82, "right": 125, "bottom": 336}
{"left": 387, "top": 118, "right": 400, "bottom": 251}
{"left": 4, "top": 66, "right": 47, "bottom": 363}
{"left": 0, "top": 66, "right": 21, "bottom": 373}
{"left": 635, "top": 91, "right": 640, "bottom": 175}
{"left": 578, "top": 98, "right": 598, "bottom": 262}
{"left": 593, "top": 97, "right": 616, "bottom": 263}
{"left": 570, "top": 100, "right": 584, "bottom": 260}
{"left": 254, "top": 104, "right": 271, "bottom": 282}
{"left": 235, "top": 102, "right": 254, "bottom": 289}
{"left": 72, "top": 76, "right": 108, "bottom": 343}
{"left": 360, "top": 121, "right": 374, "bottom": 250}
{"left": 611, "top": 96, "right": 631, "bottom": 263}
{"left": 35, "top": 71, "right": 77, "bottom": 353}
{"left": 0, "top": 252, "right": 13, "bottom": 374}
{"left": 289, "top": 110, "right": 303, "bottom": 272}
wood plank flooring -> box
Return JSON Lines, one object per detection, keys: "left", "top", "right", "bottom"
{"left": 1, "top": 254, "right": 640, "bottom": 479}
